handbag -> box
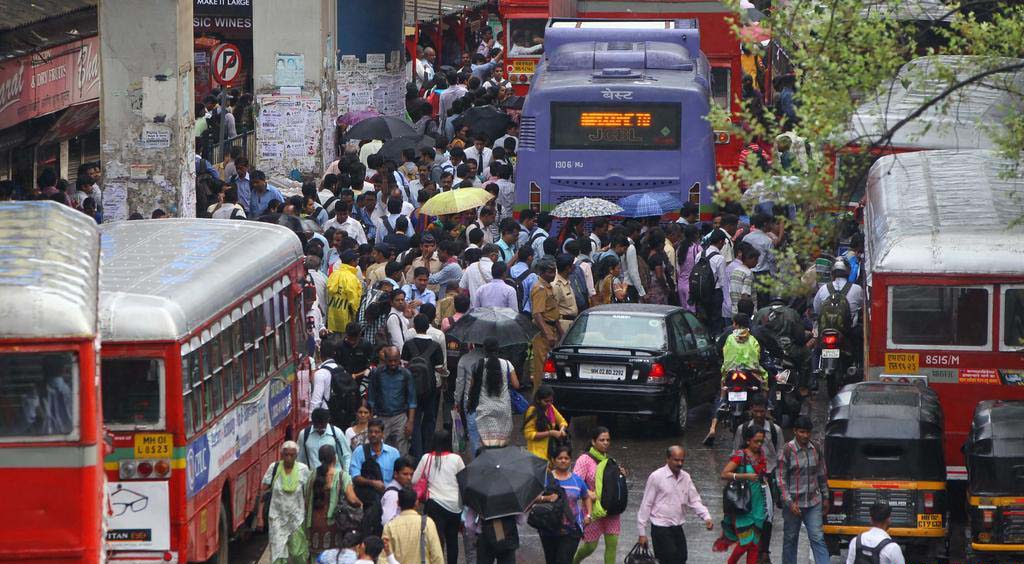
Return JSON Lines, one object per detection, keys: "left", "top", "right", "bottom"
{"left": 414, "top": 454, "right": 432, "bottom": 503}
{"left": 723, "top": 455, "right": 753, "bottom": 516}
{"left": 547, "top": 427, "right": 571, "bottom": 460}
{"left": 260, "top": 462, "right": 279, "bottom": 530}
{"left": 505, "top": 361, "right": 529, "bottom": 414}
{"left": 528, "top": 473, "right": 570, "bottom": 534}
{"left": 624, "top": 542, "right": 657, "bottom": 564}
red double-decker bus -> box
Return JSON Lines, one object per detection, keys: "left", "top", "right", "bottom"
{"left": 99, "top": 219, "right": 307, "bottom": 564}
{"left": 863, "top": 149, "right": 1024, "bottom": 487}
{"left": 499, "top": 0, "right": 745, "bottom": 169}
{"left": 0, "top": 201, "right": 104, "bottom": 564}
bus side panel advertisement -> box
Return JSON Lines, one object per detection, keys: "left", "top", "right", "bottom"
{"left": 186, "top": 382, "right": 293, "bottom": 497}
{"left": 106, "top": 481, "right": 170, "bottom": 550}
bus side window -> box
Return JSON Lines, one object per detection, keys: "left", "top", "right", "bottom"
{"left": 242, "top": 310, "right": 255, "bottom": 390}
{"left": 711, "top": 67, "right": 731, "bottom": 111}
{"left": 277, "top": 290, "right": 290, "bottom": 368}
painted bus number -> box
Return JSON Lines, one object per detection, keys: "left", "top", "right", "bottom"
{"left": 554, "top": 161, "right": 584, "bottom": 169}
{"left": 925, "top": 354, "right": 960, "bottom": 366}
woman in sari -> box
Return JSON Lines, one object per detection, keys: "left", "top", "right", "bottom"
{"left": 261, "top": 441, "right": 312, "bottom": 564}
{"left": 305, "top": 444, "right": 361, "bottom": 559}
{"left": 714, "top": 425, "right": 769, "bottom": 564}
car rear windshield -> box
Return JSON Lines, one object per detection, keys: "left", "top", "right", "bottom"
{"left": 562, "top": 314, "right": 666, "bottom": 350}
{"left": 101, "top": 358, "right": 163, "bottom": 428}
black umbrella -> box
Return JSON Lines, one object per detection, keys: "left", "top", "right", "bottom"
{"left": 500, "top": 96, "right": 525, "bottom": 110}
{"left": 446, "top": 307, "right": 539, "bottom": 346}
{"left": 460, "top": 105, "right": 512, "bottom": 142}
{"left": 376, "top": 135, "right": 435, "bottom": 162}
{"left": 457, "top": 446, "right": 547, "bottom": 519}
{"left": 344, "top": 116, "right": 417, "bottom": 141}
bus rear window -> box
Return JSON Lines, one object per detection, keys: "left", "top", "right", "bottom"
{"left": 550, "top": 102, "right": 681, "bottom": 150}
{"left": 0, "top": 352, "right": 77, "bottom": 440}
{"left": 1004, "top": 287, "right": 1024, "bottom": 349}
{"left": 507, "top": 19, "right": 546, "bottom": 58}
{"left": 102, "top": 359, "right": 163, "bottom": 428}
{"left": 890, "top": 286, "right": 989, "bottom": 348}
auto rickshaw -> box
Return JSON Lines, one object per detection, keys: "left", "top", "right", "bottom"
{"left": 964, "top": 400, "right": 1024, "bottom": 563}
{"left": 823, "top": 381, "right": 948, "bottom": 560}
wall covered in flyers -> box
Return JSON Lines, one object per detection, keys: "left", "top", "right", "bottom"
{"left": 336, "top": 54, "right": 407, "bottom": 118}
{"left": 256, "top": 94, "right": 322, "bottom": 176}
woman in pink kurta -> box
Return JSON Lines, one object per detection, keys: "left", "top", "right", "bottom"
{"left": 572, "top": 426, "right": 621, "bottom": 564}
{"left": 675, "top": 224, "right": 702, "bottom": 312}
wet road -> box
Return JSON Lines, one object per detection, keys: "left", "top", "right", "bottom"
{"left": 238, "top": 388, "right": 961, "bottom": 564}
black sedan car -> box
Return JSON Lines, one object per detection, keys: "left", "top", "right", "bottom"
{"left": 542, "top": 304, "right": 721, "bottom": 433}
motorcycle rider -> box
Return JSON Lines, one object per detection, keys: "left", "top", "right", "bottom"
{"left": 754, "top": 296, "right": 811, "bottom": 418}
{"left": 703, "top": 312, "right": 768, "bottom": 446}
{"left": 812, "top": 258, "right": 865, "bottom": 390}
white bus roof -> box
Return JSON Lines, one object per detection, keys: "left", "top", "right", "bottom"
{"left": 98, "top": 219, "right": 303, "bottom": 343}
{"left": 846, "top": 55, "right": 1024, "bottom": 150}
{"left": 0, "top": 201, "right": 99, "bottom": 340}
{"left": 865, "top": 149, "right": 1024, "bottom": 277}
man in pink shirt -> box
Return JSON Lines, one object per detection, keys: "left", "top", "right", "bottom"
{"left": 637, "top": 446, "right": 714, "bottom": 563}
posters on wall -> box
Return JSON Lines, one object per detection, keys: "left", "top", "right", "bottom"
{"left": 255, "top": 95, "right": 321, "bottom": 177}
{"left": 275, "top": 53, "right": 305, "bottom": 87}
{"left": 106, "top": 481, "right": 170, "bottom": 550}
{"left": 336, "top": 54, "right": 407, "bottom": 118}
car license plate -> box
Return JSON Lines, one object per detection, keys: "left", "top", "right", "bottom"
{"left": 776, "top": 369, "right": 791, "bottom": 384}
{"left": 512, "top": 60, "right": 536, "bottom": 74}
{"left": 579, "top": 363, "right": 626, "bottom": 381}
{"left": 821, "top": 348, "right": 841, "bottom": 358}
{"left": 917, "top": 513, "right": 942, "bottom": 529}
{"left": 728, "top": 391, "right": 748, "bottom": 402}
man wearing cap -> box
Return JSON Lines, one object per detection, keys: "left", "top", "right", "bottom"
{"left": 326, "top": 250, "right": 363, "bottom": 334}
{"left": 529, "top": 257, "right": 561, "bottom": 391}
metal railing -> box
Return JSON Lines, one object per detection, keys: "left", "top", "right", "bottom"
{"left": 207, "top": 129, "right": 257, "bottom": 168}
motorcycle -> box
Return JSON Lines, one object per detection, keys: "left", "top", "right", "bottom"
{"left": 718, "top": 367, "right": 764, "bottom": 434}
{"left": 764, "top": 346, "right": 806, "bottom": 427}
{"left": 816, "top": 329, "right": 862, "bottom": 398}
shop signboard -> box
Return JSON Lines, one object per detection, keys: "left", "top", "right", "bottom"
{"left": 0, "top": 35, "right": 100, "bottom": 130}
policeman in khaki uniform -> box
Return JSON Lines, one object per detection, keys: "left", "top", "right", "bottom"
{"left": 552, "top": 253, "right": 579, "bottom": 334}
{"left": 529, "top": 256, "right": 561, "bottom": 391}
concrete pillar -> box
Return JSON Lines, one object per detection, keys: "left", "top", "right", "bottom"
{"left": 252, "top": 0, "right": 336, "bottom": 178}
{"left": 99, "top": 0, "right": 195, "bottom": 220}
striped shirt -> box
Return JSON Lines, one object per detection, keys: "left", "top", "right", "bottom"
{"left": 776, "top": 439, "right": 828, "bottom": 508}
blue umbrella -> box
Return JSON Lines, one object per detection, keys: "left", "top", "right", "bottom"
{"left": 617, "top": 192, "right": 685, "bottom": 218}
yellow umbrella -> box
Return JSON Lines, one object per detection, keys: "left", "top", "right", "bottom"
{"left": 420, "top": 187, "right": 494, "bottom": 216}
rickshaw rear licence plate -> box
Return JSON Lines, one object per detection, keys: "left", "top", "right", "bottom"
{"left": 729, "top": 391, "right": 748, "bottom": 402}
{"left": 512, "top": 60, "right": 536, "bottom": 73}
{"left": 917, "top": 514, "right": 942, "bottom": 528}
{"left": 821, "top": 349, "right": 841, "bottom": 358}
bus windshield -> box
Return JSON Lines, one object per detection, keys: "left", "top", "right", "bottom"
{"left": 507, "top": 19, "right": 546, "bottom": 57}
{"left": 101, "top": 358, "right": 163, "bottom": 428}
{"left": 0, "top": 352, "right": 77, "bottom": 440}
{"left": 550, "top": 103, "right": 682, "bottom": 150}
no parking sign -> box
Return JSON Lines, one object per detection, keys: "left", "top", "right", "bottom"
{"left": 211, "top": 42, "right": 242, "bottom": 86}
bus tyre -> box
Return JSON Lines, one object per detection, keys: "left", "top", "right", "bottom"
{"left": 670, "top": 389, "right": 689, "bottom": 435}
{"left": 213, "top": 501, "right": 230, "bottom": 564}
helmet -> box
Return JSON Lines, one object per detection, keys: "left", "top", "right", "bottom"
{"left": 831, "top": 257, "right": 851, "bottom": 277}
{"left": 769, "top": 295, "right": 787, "bottom": 305}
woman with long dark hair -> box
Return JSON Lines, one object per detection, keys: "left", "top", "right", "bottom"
{"left": 413, "top": 430, "right": 466, "bottom": 564}
{"left": 676, "top": 223, "right": 702, "bottom": 311}
{"left": 538, "top": 444, "right": 592, "bottom": 564}
{"left": 523, "top": 385, "right": 568, "bottom": 461}
{"left": 466, "top": 337, "right": 518, "bottom": 453}
{"left": 714, "top": 425, "right": 769, "bottom": 564}
{"left": 305, "top": 444, "right": 359, "bottom": 559}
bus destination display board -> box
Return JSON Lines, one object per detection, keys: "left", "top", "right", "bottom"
{"left": 550, "top": 102, "right": 680, "bottom": 150}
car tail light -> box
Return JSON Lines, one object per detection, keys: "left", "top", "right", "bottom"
{"left": 923, "top": 492, "right": 934, "bottom": 510}
{"left": 137, "top": 461, "right": 154, "bottom": 477}
{"left": 982, "top": 509, "right": 994, "bottom": 525}
{"left": 649, "top": 363, "right": 665, "bottom": 380}
{"left": 833, "top": 490, "right": 844, "bottom": 507}
{"left": 822, "top": 334, "right": 839, "bottom": 347}
{"left": 543, "top": 358, "right": 556, "bottom": 374}
{"left": 163, "top": 551, "right": 174, "bottom": 561}
{"left": 155, "top": 460, "right": 171, "bottom": 476}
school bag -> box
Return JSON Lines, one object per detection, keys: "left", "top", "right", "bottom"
{"left": 688, "top": 250, "right": 719, "bottom": 308}
{"left": 587, "top": 453, "right": 629, "bottom": 517}
{"left": 567, "top": 264, "right": 590, "bottom": 313}
{"left": 818, "top": 281, "right": 852, "bottom": 333}
{"left": 404, "top": 338, "right": 439, "bottom": 399}
{"left": 506, "top": 268, "right": 533, "bottom": 311}
{"left": 326, "top": 362, "right": 360, "bottom": 429}
{"left": 444, "top": 316, "right": 470, "bottom": 368}
{"left": 851, "top": 535, "right": 896, "bottom": 564}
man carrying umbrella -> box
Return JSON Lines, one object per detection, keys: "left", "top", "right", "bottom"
{"left": 529, "top": 257, "right": 561, "bottom": 392}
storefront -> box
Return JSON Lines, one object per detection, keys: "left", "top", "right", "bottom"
{"left": 194, "top": 0, "right": 253, "bottom": 103}
{"left": 0, "top": 35, "right": 100, "bottom": 186}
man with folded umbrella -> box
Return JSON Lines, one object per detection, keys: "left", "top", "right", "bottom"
{"left": 529, "top": 256, "right": 561, "bottom": 392}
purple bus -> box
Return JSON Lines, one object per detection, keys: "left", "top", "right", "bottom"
{"left": 514, "top": 19, "right": 716, "bottom": 217}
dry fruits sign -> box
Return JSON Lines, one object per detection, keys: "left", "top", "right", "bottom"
{"left": 0, "top": 35, "right": 100, "bottom": 130}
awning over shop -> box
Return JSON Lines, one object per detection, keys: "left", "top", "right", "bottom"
{"left": 38, "top": 101, "right": 99, "bottom": 146}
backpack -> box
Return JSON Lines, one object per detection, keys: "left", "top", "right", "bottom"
{"left": 378, "top": 312, "right": 404, "bottom": 348}
{"left": 818, "top": 281, "right": 852, "bottom": 332}
{"left": 405, "top": 338, "right": 439, "bottom": 399}
{"left": 301, "top": 424, "right": 344, "bottom": 469}
{"left": 852, "top": 535, "right": 895, "bottom": 564}
{"left": 688, "top": 250, "right": 719, "bottom": 308}
{"left": 567, "top": 264, "right": 590, "bottom": 313}
{"left": 325, "top": 361, "right": 359, "bottom": 429}
{"left": 506, "top": 268, "right": 532, "bottom": 311}
{"left": 381, "top": 216, "right": 398, "bottom": 237}
{"left": 444, "top": 316, "right": 470, "bottom": 367}
{"left": 528, "top": 473, "right": 575, "bottom": 534}
{"left": 588, "top": 453, "right": 629, "bottom": 517}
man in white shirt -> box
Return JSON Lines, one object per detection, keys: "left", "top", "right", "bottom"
{"left": 846, "top": 503, "right": 905, "bottom": 564}
{"left": 464, "top": 136, "right": 493, "bottom": 175}
{"left": 323, "top": 202, "right": 368, "bottom": 245}
{"left": 621, "top": 222, "right": 646, "bottom": 301}
{"left": 459, "top": 244, "right": 500, "bottom": 297}
{"left": 813, "top": 260, "right": 865, "bottom": 327}
{"left": 492, "top": 122, "right": 519, "bottom": 149}
{"left": 374, "top": 196, "right": 415, "bottom": 245}
{"left": 309, "top": 333, "right": 345, "bottom": 413}
{"left": 530, "top": 213, "right": 553, "bottom": 259}
{"left": 373, "top": 188, "right": 415, "bottom": 223}
{"left": 701, "top": 230, "right": 728, "bottom": 334}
